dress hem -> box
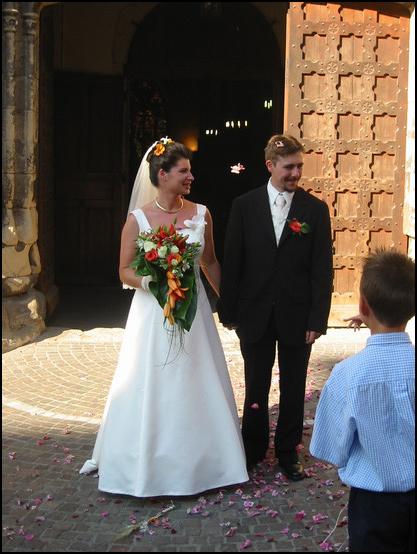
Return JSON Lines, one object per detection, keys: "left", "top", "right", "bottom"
{"left": 97, "top": 476, "right": 250, "bottom": 498}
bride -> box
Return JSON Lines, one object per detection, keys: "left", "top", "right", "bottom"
{"left": 79, "top": 138, "right": 249, "bottom": 497}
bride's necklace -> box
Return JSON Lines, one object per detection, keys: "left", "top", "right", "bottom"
{"left": 155, "top": 197, "right": 184, "bottom": 214}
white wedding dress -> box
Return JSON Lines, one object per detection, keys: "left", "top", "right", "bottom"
{"left": 79, "top": 204, "right": 249, "bottom": 496}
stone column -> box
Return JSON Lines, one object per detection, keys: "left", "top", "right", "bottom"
{"left": 2, "top": 2, "right": 46, "bottom": 353}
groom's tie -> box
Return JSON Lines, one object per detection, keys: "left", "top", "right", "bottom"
{"left": 271, "top": 193, "right": 287, "bottom": 244}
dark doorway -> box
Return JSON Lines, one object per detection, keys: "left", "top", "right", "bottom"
{"left": 47, "top": 2, "right": 285, "bottom": 328}
{"left": 126, "top": 2, "right": 284, "bottom": 260}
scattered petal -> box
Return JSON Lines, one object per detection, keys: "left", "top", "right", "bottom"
{"left": 295, "top": 510, "right": 306, "bottom": 521}
{"left": 239, "top": 539, "right": 252, "bottom": 550}
{"left": 100, "top": 511, "right": 110, "bottom": 518}
{"left": 319, "top": 541, "right": 334, "bottom": 551}
{"left": 312, "top": 513, "right": 329, "bottom": 524}
{"left": 24, "top": 533, "right": 34, "bottom": 541}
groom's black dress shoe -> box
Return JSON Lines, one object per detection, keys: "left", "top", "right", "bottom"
{"left": 278, "top": 457, "right": 305, "bottom": 481}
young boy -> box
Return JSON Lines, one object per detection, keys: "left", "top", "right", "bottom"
{"left": 310, "top": 249, "right": 415, "bottom": 552}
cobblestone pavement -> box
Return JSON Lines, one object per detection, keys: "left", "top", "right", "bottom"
{"left": 2, "top": 320, "right": 413, "bottom": 552}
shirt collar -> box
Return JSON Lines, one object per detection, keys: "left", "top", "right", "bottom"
{"left": 267, "top": 179, "right": 295, "bottom": 205}
{"left": 366, "top": 332, "right": 412, "bottom": 347}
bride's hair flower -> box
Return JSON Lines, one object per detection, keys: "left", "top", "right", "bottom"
{"left": 154, "top": 143, "right": 166, "bottom": 156}
{"left": 153, "top": 136, "right": 174, "bottom": 157}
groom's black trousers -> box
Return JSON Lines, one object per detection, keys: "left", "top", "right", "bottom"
{"left": 240, "top": 315, "right": 312, "bottom": 463}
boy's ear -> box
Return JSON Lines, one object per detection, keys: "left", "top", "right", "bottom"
{"left": 359, "top": 294, "right": 370, "bottom": 318}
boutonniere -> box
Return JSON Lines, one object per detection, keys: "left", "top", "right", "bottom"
{"left": 287, "top": 218, "right": 311, "bottom": 236}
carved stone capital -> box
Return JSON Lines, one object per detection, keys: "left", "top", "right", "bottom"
{"left": 2, "top": 8, "right": 19, "bottom": 33}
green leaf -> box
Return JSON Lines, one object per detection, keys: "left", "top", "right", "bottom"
{"left": 173, "top": 272, "right": 198, "bottom": 332}
{"left": 301, "top": 222, "right": 311, "bottom": 234}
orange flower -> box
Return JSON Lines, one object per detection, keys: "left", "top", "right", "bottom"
{"left": 154, "top": 144, "right": 165, "bottom": 156}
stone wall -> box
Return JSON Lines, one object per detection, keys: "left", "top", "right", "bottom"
{"left": 2, "top": 3, "right": 46, "bottom": 352}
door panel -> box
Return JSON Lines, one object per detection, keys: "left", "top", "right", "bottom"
{"left": 55, "top": 73, "right": 123, "bottom": 285}
{"left": 284, "top": 2, "right": 409, "bottom": 324}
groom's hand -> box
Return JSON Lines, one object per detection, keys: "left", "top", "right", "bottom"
{"left": 305, "top": 330, "right": 321, "bottom": 344}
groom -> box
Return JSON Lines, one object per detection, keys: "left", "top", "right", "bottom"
{"left": 218, "top": 134, "right": 333, "bottom": 480}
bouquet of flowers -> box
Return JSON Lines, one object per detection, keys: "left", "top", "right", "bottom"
{"left": 131, "top": 223, "right": 201, "bottom": 332}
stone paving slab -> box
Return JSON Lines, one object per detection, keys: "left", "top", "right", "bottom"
{"left": 2, "top": 321, "right": 413, "bottom": 552}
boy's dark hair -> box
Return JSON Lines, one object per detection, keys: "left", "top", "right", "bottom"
{"left": 264, "top": 134, "right": 304, "bottom": 164}
{"left": 360, "top": 249, "right": 415, "bottom": 326}
{"left": 147, "top": 140, "right": 192, "bottom": 186}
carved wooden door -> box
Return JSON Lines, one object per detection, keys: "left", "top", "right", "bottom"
{"left": 284, "top": 2, "right": 410, "bottom": 324}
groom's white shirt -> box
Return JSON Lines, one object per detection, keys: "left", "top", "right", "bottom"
{"left": 267, "top": 180, "right": 294, "bottom": 244}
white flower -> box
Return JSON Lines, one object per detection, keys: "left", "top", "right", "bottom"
{"left": 170, "top": 245, "right": 179, "bottom": 254}
{"left": 158, "top": 246, "right": 168, "bottom": 258}
{"left": 183, "top": 215, "right": 207, "bottom": 232}
{"left": 182, "top": 262, "right": 190, "bottom": 271}
{"left": 171, "top": 259, "right": 179, "bottom": 267}
{"left": 144, "top": 240, "right": 157, "bottom": 253}
{"left": 136, "top": 238, "right": 144, "bottom": 249}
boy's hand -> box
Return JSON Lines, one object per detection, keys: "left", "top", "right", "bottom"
{"left": 343, "top": 314, "right": 363, "bottom": 331}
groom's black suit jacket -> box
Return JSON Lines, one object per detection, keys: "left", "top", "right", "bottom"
{"left": 218, "top": 185, "right": 333, "bottom": 345}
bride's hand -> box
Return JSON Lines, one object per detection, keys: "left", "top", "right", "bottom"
{"left": 141, "top": 275, "right": 154, "bottom": 292}
{"left": 343, "top": 314, "right": 363, "bottom": 331}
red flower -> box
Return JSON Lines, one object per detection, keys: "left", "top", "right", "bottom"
{"left": 167, "top": 253, "right": 182, "bottom": 266}
{"left": 288, "top": 219, "right": 302, "bottom": 233}
{"left": 287, "top": 218, "right": 311, "bottom": 235}
{"left": 145, "top": 249, "right": 158, "bottom": 262}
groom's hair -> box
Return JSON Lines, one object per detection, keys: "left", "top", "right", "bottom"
{"left": 147, "top": 141, "right": 192, "bottom": 187}
{"left": 360, "top": 248, "right": 415, "bottom": 326}
{"left": 264, "top": 134, "right": 304, "bottom": 164}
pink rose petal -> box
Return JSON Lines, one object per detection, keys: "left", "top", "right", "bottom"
{"left": 250, "top": 403, "right": 259, "bottom": 409}
{"left": 239, "top": 539, "right": 252, "bottom": 550}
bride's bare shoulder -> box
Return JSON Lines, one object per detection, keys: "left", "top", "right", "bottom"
{"left": 140, "top": 200, "right": 157, "bottom": 213}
